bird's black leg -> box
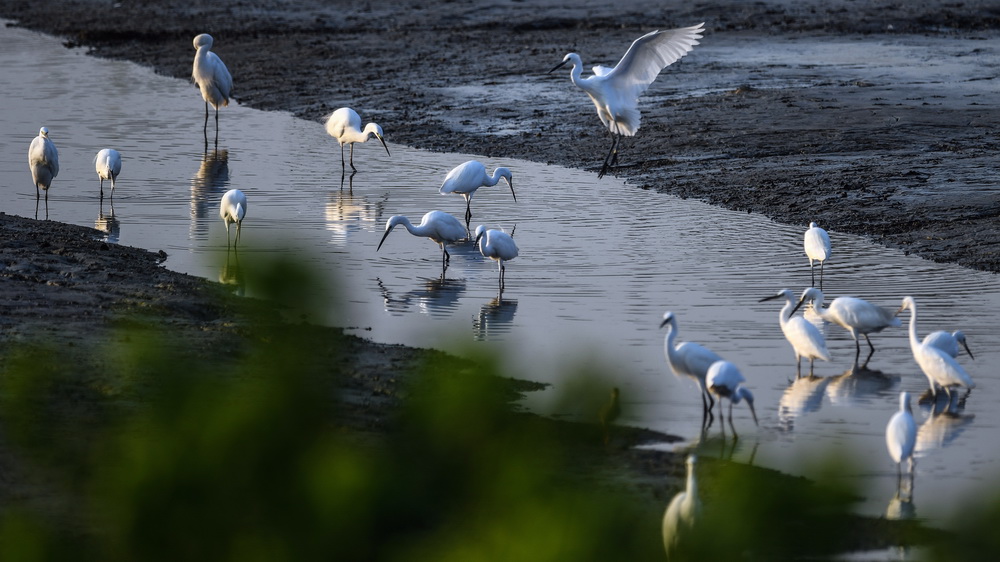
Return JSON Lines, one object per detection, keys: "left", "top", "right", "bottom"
{"left": 349, "top": 144, "right": 357, "bottom": 172}
{"left": 340, "top": 145, "right": 347, "bottom": 172}
{"left": 810, "top": 264, "right": 816, "bottom": 288}
{"left": 465, "top": 202, "right": 472, "bottom": 230}
{"left": 204, "top": 102, "right": 209, "bottom": 133}
{"left": 819, "top": 261, "right": 825, "bottom": 290}
{"left": 100, "top": 178, "right": 104, "bottom": 198}
{"left": 597, "top": 135, "right": 619, "bottom": 179}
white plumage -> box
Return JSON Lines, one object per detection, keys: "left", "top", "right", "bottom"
{"left": 28, "top": 126, "right": 59, "bottom": 200}
{"left": 377, "top": 210, "right": 467, "bottom": 271}
{"left": 192, "top": 33, "right": 233, "bottom": 135}
{"left": 923, "top": 330, "right": 973, "bottom": 360}
{"left": 439, "top": 160, "right": 515, "bottom": 228}
{"left": 325, "top": 107, "right": 390, "bottom": 172}
{"left": 94, "top": 148, "right": 122, "bottom": 198}
{"left": 898, "top": 296, "right": 975, "bottom": 398}
{"left": 792, "top": 288, "right": 900, "bottom": 361}
{"left": 706, "top": 360, "right": 758, "bottom": 433}
{"left": 885, "top": 391, "right": 917, "bottom": 481}
{"left": 474, "top": 225, "right": 519, "bottom": 289}
{"left": 220, "top": 188, "right": 247, "bottom": 248}
{"left": 804, "top": 222, "right": 831, "bottom": 289}
{"left": 662, "top": 455, "right": 700, "bottom": 557}
{"left": 659, "top": 311, "right": 721, "bottom": 418}
{"left": 760, "top": 288, "right": 831, "bottom": 377}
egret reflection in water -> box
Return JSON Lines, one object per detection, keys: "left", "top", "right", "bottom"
{"left": 325, "top": 188, "right": 388, "bottom": 246}
{"left": 190, "top": 148, "right": 230, "bottom": 237}
{"left": 95, "top": 200, "right": 120, "bottom": 244}
{"left": 915, "top": 397, "right": 975, "bottom": 456}
{"left": 778, "top": 374, "right": 832, "bottom": 431}
{"left": 377, "top": 276, "right": 466, "bottom": 317}
{"left": 824, "top": 363, "right": 898, "bottom": 407}
{"left": 473, "top": 292, "right": 518, "bottom": 341}
{"left": 219, "top": 250, "right": 245, "bottom": 296}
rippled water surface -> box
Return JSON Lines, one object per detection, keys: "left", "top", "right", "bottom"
{"left": 2, "top": 23, "right": 999, "bottom": 526}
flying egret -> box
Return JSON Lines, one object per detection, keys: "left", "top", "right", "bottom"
{"left": 659, "top": 311, "right": 721, "bottom": 423}
{"left": 599, "top": 387, "right": 621, "bottom": 445}
{"left": 760, "top": 289, "right": 831, "bottom": 377}
{"left": 662, "top": 454, "right": 700, "bottom": 557}
{"left": 923, "top": 330, "right": 974, "bottom": 360}
{"left": 885, "top": 391, "right": 917, "bottom": 487}
{"left": 897, "top": 297, "right": 975, "bottom": 399}
{"left": 192, "top": 33, "right": 233, "bottom": 138}
{"left": 95, "top": 148, "right": 122, "bottom": 199}
{"left": 473, "top": 225, "right": 519, "bottom": 290}
{"left": 804, "top": 222, "right": 831, "bottom": 289}
{"left": 792, "top": 288, "right": 900, "bottom": 364}
{"left": 377, "top": 210, "right": 467, "bottom": 272}
{"left": 706, "top": 360, "right": 758, "bottom": 436}
{"left": 439, "top": 160, "right": 516, "bottom": 229}
{"left": 220, "top": 188, "right": 247, "bottom": 248}
{"left": 550, "top": 23, "right": 705, "bottom": 179}
{"left": 28, "top": 126, "right": 59, "bottom": 201}
{"left": 325, "top": 107, "right": 390, "bottom": 172}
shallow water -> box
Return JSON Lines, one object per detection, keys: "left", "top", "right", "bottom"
{"left": 2, "top": 23, "right": 999, "bottom": 527}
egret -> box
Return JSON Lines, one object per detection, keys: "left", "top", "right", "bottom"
{"left": 706, "top": 360, "right": 758, "bottom": 436}
{"left": 473, "top": 225, "right": 519, "bottom": 289}
{"left": 598, "top": 387, "right": 621, "bottom": 445}
{"left": 325, "top": 107, "right": 390, "bottom": 172}
{"left": 550, "top": 23, "right": 705, "bottom": 178}
{"left": 439, "top": 160, "right": 515, "bottom": 229}
{"left": 659, "top": 311, "right": 721, "bottom": 423}
{"left": 804, "top": 222, "right": 831, "bottom": 289}
{"left": 95, "top": 148, "right": 122, "bottom": 199}
{"left": 898, "top": 297, "right": 975, "bottom": 399}
{"left": 192, "top": 33, "right": 233, "bottom": 138}
{"left": 662, "top": 454, "right": 700, "bottom": 558}
{"left": 377, "top": 210, "right": 466, "bottom": 272}
{"left": 791, "top": 287, "right": 900, "bottom": 363}
{"left": 885, "top": 391, "right": 917, "bottom": 487}
{"left": 28, "top": 126, "right": 59, "bottom": 201}
{"left": 760, "top": 289, "right": 831, "bottom": 377}
{"left": 220, "top": 188, "right": 247, "bottom": 248}
{"left": 923, "top": 330, "right": 974, "bottom": 360}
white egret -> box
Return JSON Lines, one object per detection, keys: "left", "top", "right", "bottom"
{"left": 885, "top": 391, "right": 917, "bottom": 486}
{"left": 662, "top": 454, "right": 700, "bottom": 557}
{"left": 898, "top": 297, "right": 975, "bottom": 399}
{"left": 804, "top": 222, "right": 831, "bottom": 289}
{"left": 377, "top": 210, "right": 466, "bottom": 271}
{"left": 473, "top": 225, "right": 519, "bottom": 289}
{"left": 760, "top": 289, "right": 831, "bottom": 377}
{"left": 550, "top": 23, "right": 705, "bottom": 178}
{"left": 95, "top": 148, "right": 122, "bottom": 199}
{"left": 923, "top": 330, "right": 974, "bottom": 360}
{"left": 325, "top": 107, "right": 390, "bottom": 172}
{"left": 706, "top": 360, "right": 758, "bottom": 436}
{"left": 659, "top": 311, "right": 721, "bottom": 422}
{"left": 192, "top": 33, "right": 233, "bottom": 137}
{"left": 220, "top": 188, "right": 247, "bottom": 248}
{"left": 28, "top": 126, "right": 59, "bottom": 201}
{"left": 792, "top": 288, "right": 900, "bottom": 363}
{"left": 439, "top": 160, "right": 515, "bottom": 229}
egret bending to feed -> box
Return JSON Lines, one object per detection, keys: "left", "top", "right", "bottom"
{"left": 474, "top": 225, "right": 519, "bottom": 289}
{"left": 377, "top": 211, "right": 466, "bottom": 272}
{"left": 95, "top": 148, "right": 122, "bottom": 199}
{"left": 28, "top": 126, "right": 59, "bottom": 201}
{"left": 220, "top": 188, "right": 247, "bottom": 248}
{"left": 792, "top": 288, "right": 900, "bottom": 363}
{"left": 325, "top": 107, "right": 390, "bottom": 172}
{"left": 923, "top": 330, "right": 974, "bottom": 360}
{"left": 804, "top": 222, "right": 831, "bottom": 289}
{"left": 706, "top": 360, "right": 758, "bottom": 436}
{"left": 440, "top": 160, "right": 515, "bottom": 229}
{"left": 192, "top": 33, "right": 233, "bottom": 137}
{"left": 885, "top": 391, "right": 917, "bottom": 485}
{"left": 760, "top": 289, "right": 831, "bottom": 377}
{"left": 659, "top": 311, "right": 721, "bottom": 422}
{"left": 550, "top": 23, "right": 705, "bottom": 179}
{"left": 662, "top": 455, "right": 700, "bottom": 557}
{"left": 898, "top": 296, "right": 975, "bottom": 399}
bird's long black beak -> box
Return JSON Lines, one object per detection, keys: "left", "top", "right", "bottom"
{"left": 963, "top": 340, "right": 975, "bottom": 360}
{"left": 377, "top": 228, "right": 392, "bottom": 252}
{"left": 790, "top": 297, "right": 808, "bottom": 316}
{"left": 474, "top": 230, "right": 484, "bottom": 246}
{"left": 758, "top": 294, "right": 782, "bottom": 303}
{"left": 748, "top": 400, "right": 759, "bottom": 426}
{"left": 507, "top": 178, "right": 516, "bottom": 203}
{"left": 376, "top": 134, "right": 391, "bottom": 157}
{"left": 548, "top": 59, "right": 569, "bottom": 73}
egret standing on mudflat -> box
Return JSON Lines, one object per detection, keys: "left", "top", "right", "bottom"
{"left": 325, "top": 107, "right": 390, "bottom": 172}
{"left": 659, "top": 311, "right": 721, "bottom": 423}
{"left": 28, "top": 126, "right": 59, "bottom": 201}
{"left": 474, "top": 225, "right": 519, "bottom": 290}
{"left": 662, "top": 454, "right": 700, "bottom": 558}
{"left": 706, "top": 360, "right": 758, "bottom": 436}
{"left": 377, "top": 210, "right": 466, "bottom": 272}
{"left": 898, "top": 296, "right": 975, "bottom": 399}
{"left": 792, "top": 287, "right": 900, "bottom": 363}
{"left": 923, "top": 330, "right": 974, "bottom": 360}
{"left": 804, "top": 222, "right": 831, "bottom": 289}
{"left": 439, "top": 160, "right": 515, "bottom": 229}
{"left": 886, "top": 391, "right": 917, "bottom": 487}
{"left": 220, "top": 188, "right": 247, "bottom": 248}
{"left": 550, "top": 23, "right": 705, "bottom": 178}
{"left": 760, "top": 289, "right": 831, "bottom": 377}
{"left": 192, "top": 33, "right": 233, "bottom": 139}
{"left": 95, "top": 148, "right": 122, "bottom": 199}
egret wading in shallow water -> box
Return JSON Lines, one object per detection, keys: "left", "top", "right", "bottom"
{"left": 886, "top": 391, "right": 917, "bottom": 487}
{"left": 792, "top": 287, "right": 900, "bottom": 364}
{"left": 549, "top": 23, "right": 705, "bottom": 179}
{"left": 760, "top": 289, "right": 831, "bottom": 377}
{"left": 662, "top": 455, "right": 700, "bottom": 557}
{"left": 377, "top": 211, "right": 466, "bottom": 273}
{"left": 192, "top": 33, "right": 233, "bottom": 140}
{"left": 28, "top": 126, "right": 59, "bottom": 201}
{"left": 439, "top": 160, "right": 515, "bottom": 229}
{"left": 923, "top": 330, "right": 974, "bottom": 360}
{"left": 659, "top": 311, "right": 720, "bottom": 425}
{"left": 220, "top": 188, "right": 247, "bottom": 248}
{"left": 94, "top": 148, "right": 122, "bottom": 199}
{"left": 474, "top": 225, "right": 519, "bottom": 290}
{"left": 325, "top": 107, "right": 390, "bottom": 172}
{"left": 804, "top": 222, "right": 831, "bottom": 289}
{"left": 706, "top": 360, "right": 758, "bottom": 437}
{"left": 898, "top": 296, "right": 975, "bottom": 399}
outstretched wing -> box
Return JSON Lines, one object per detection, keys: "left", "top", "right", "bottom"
{"left": 604, "top": 23, "right": 704, "bottom": 101}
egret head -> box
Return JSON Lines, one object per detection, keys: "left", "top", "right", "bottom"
{"left": 659, "top": 311, "right": 675, "bottom": 330}
{"left": 548, "top": 52, "right": 580, "bottom": 73}
{"left": 897, "top": 296, "right": 916, "bottom": 316}
{"left": 953, "top": 330, "right": 974, "bottom": 359}
{"left": 193, "top": 33, "right": 214, "bottom": 50}
{"left": 39, "top": 126, "right": 49, "bottom": 137}
{"left": 495, "top": 167, "right": 515, "bottom": 201}
{"left": 758, "top": 288, "right": 793, "bottom": 304}
{"left": 364, "top": 123, "right": 390, "bottom": 156}
{"left": 473, "top": 225, "right": 487, "bottom": 246}
{"left": 377, "top": 215, "right": 406, "bottom": 251}
{"left": 735, "top": 386, "right": 758, "bottom": 426}
{"left": 791, "top": 287, "right": 823, "bottom": 316}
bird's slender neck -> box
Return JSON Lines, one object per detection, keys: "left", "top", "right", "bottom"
{"left": 487, "top": 170, "right": 506, "bottom": 187}
{"left": 905, "top": 303, "right": 921, "bottom": 352}
{"left": 779, "top": 296, "right": 795, "bottom": 327}
{"left": 663, "top": 321, "right": 678, "bottom": 363}
{"left": 565, "top": 54, "right": 585, "bottom": 87}
{"left": 685, "top": 462, "right": 697, "bottom": 497}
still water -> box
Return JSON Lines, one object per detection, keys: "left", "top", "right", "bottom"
{"left": 2, "top": 23, "right": 998, "bottom": 527}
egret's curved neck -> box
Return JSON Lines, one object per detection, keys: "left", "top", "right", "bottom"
{"left": 566, "top": 54, "right": 585, "bottom": 87}
{"left": 686, "top": 463, "right": 697, "bottom": 497}
{"left": 906, "top": 305, "right": 921, "bottom": 352}
{"left": 779, "top": 297, "right": 795, "bottom": 327}
{"left": 487, "top": 170, "right": 506, "bottom": 187}
{"left": 663, "top": 321, "right": 678, "bottom": 364}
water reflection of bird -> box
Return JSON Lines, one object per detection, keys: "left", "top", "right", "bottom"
{"left": 886, "top": 391, "right": 917, "bottom": 489}
{"left": 190, "top": 148, "right": 230, "bottom": 237}
{"left": 220, "top": 188, "right": 247, "bottom": 248}
{"left": 219, "top": 249, "right": 245, "bottom": 296}
{"left": 474, "top": 225, "right": 519, "bottom": 290}
{"left": 192, "top": 33, "right": 232, "bottom": 142}
{"left": 376, "top": 277, "right": 466, "bottom": 318}
{"left": 473, "top": 293, "right": 518, "bottom": 341}
{"left": 792, "top": 288, "right": 900, "bottom": 365}
{"left": 778, "top": 374, "right": 831, "bottom": 431}
{"left": 760, "top": 288, "right": 830, "bottom": 377}
{"left": 599, "top": 387, "right": 621, "bottom": 445}
{"left": 439, "top": 160, "right": 516, "bottom": 229}
{"left": 95, "top": 205, "right": 120, "bottom": 244}
{"left": 824, "top": 363, "right": 897, "bottom": 406}
{"left": 662, "top": 455, "right": 700, "bottom": 558}
{"left": 886, "top": 490, "right": 916, "bottom": 521}
{"left": 659, "top": 311, "right": 720, "bottom": 425}
{"left": 923, "top": 330, "right": 974, "bottom": 360}
{"left": 706, "top": 360, "right": 758, "bottom": 438}
{"left": 915, "top": 396, "right": 974, "bottom": 456}
{"left": 898, "top": 297, "right": 975, "bottom": 400}
{"left": 325, "top": 107, "right": 390, "bottom": 172}
{"left": 804, "top": 222, "right": 831, "bottom": 289}
{"left": 94, "top": 148, "right": 122, "bottom": 199}
{"left": 324, "top": 189, "right": 387, "bottom": 246}
{"left": 377, "top": 211, "right": 467, "bottom": 273}
{"left": 550, "top": 24, "right": 705, "bottom": 179}
{"left": 29, "top": 126, "right": 58, "bottom": 219}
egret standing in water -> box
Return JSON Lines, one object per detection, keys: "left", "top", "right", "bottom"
{"left": 95, "top": 148, "right": 122, "bottom": 199}
{"left": 192, "top": 33, "right": 233, "bottom": 140}
{"left": 473, "top": 225, "right": 519, "bottom": 290}
{"left": 377, "top": 210, "right": 466, "bottom": 273}
{"left": 923, "top": 330, "right": 974, "bottom": 360}
{"left": 804, "top": 222, "right": 831, "bottom": 289}
{"left": 659, "top": 311, "right": 721, "bottom": 424}
{"left": 886, "top": 391, "right": 917, "bottom": 488}
{"left": 220, "top": 188, "right": 247, "bottom": 248}
{"left": 760, "top": 289, "right": 831, "bottom": 377}
{"left": 439, "top": 160, "right": 515, "bottom": 229}
{"left": 706, "top": 360, "right": 758, "bottom": 437}
{"left": 792, "top": 288, "right": 900, "bottom": 364}
{"left": 550, "top": 23, "right": 705, "bottom": 178}
{"left": 28, "top": 126, "right": 59, "bottom": 201}
{"left": 898, "top": 296, "right": 975, "bottom": 399}
{"left": 662, "top": 455, "right": 700, "bottom": 558}
{"left": 325, "top": 107, "right": 390, "bottom": 172}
